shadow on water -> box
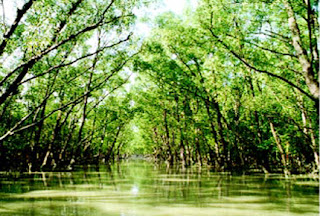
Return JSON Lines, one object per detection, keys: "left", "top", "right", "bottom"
{"left": 0, "top": 161, "right": 318, "bottom": 216}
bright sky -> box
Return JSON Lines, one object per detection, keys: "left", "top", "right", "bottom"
{"left": 164, "top": 0, "right": 191, "bottom": 15}
{"left": 150, "top": 0, "right": 198, "bottom": 16}
{"left": 133, "top": 0, "right": 198, "bottom": 37}
{"left": 2, "top": 0, "right": 16, "bottom": 23}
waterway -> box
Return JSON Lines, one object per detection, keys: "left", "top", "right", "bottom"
{"left": 0, "top": 161, "right": 318, "bottom": 215}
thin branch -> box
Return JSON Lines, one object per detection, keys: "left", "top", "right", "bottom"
{"left": 169, "top": 45, "right": 197, "bottom": 77}
{"left": 0, "top": 91, "right": 54, "bottom": 141}
{"left": 90, "top": 49, "right": 136, "bottom": 90}
{"left": 87, "top": 74, "right": 132, "bottom": 114}
{"left": 0, "top": 52, "right": 136, "bottom": 141}
{"left": 226, "top": 34, "right": 297, "bottom": 58}
{"left": 264, "top": 30, "right": 291, "bottom": 41}
{"left": 0, "top": 13, "right": 127, "bottom": 106}
{"left": 0, "top": 0, "right": 34, "bottom": 56}
{"left": 251, "top": 32, "right": 291, "bottom": 44}
{"left": 208, "top": 28, "right": 315, "bottom": 102}
{"left": 19, "top": 33, "right": 132, "bottom": 85}
{"left": 52, "top": 0, "right": 83, "bottom": 43}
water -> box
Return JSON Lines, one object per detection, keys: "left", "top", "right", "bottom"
{"left": 0, "top": 161, "right": 318, "bottom": 216}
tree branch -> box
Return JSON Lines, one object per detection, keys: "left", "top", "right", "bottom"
{"left": 208, "top": 28, "right": 316, "bottom": 102}
{"left": 0, "top": 0, "right": 34, "bottom": 56}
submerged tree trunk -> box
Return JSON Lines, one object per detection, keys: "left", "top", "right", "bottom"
{"left": 212, "top": 100, "right": 228, "bottom": 170}
{"left": 204, "top": 98, "right": 221, "bottom": 170}
{"left": 163, "top": 109, "right": 173, "bottom": 166}
{"left": 105, "top": 125, "right": 123, "bottom": 163}
{"left": 269, "top": 121, "right": 290, "bottom": 177}
{"left": 41, "top": 110, "right": 62, "bottom": 170}
{"left": 299, "top": 102, "right": 319, "bottom": 171}
{"left": 195, "top": 128, "right": 203, "bottom": 166}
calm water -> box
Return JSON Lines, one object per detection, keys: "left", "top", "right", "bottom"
{"left": 0, "top": 161, "right": 318, "bottom": 216}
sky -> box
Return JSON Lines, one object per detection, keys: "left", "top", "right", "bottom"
{"left": 164, "top": 0, "right": 195, "bottom": 15}
{"left": 133, "top": 0, "right": 198, "bottom": 37}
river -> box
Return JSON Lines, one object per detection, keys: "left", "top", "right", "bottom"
{"left": 0, "top": 161, "right": 318, "bottom": 216}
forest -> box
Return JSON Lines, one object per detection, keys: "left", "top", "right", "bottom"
{"left": 0, "top": 0, "right": 318, "bottom": 176}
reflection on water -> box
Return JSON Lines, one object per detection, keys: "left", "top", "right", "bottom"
{"left": 0, "top": 161, "right": 318, "bottom": 216}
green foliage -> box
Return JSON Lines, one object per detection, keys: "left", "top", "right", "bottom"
{"left": 127, "top": 0, "right": 319, "bottom": 174}
{"left": 0, "top": 0, "right": 318, "bottom": 175}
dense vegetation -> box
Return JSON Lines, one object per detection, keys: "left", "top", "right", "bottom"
{"left": 0, "top": 0, "right": 318, "bottom": 175}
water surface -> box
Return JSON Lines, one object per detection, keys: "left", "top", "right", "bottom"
{"left": 0, "top": 161, "right": 318, "bottom": 216}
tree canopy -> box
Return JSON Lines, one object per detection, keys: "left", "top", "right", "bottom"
{"left": 0, "top": 0, "right": 318, "bottom": 175}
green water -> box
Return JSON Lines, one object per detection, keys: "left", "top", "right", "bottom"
{"left": 0, "top": 161, "right": 318, "bottom": 216}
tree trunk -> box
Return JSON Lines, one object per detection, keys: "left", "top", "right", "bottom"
{"left": 163, "top": 109, "right": 173, "bottom": 165}
{"left": 204, "top": 98, "right": 221, "bottom": 170}
{"left": 212, "top": 100, "right": 228, "bottom": 170}
{"left": 269, "top": 121, "right": 290, "bottom": 176}
{"left": 105, "top": 125, "right": 122, "bottom": 163}
{"left": 283, "top": 0, "right": 319, "bottom": 100}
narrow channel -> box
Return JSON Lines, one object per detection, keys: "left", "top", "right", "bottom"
{"left": 0, "top": 161, "right": 318, "bottom": 216}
